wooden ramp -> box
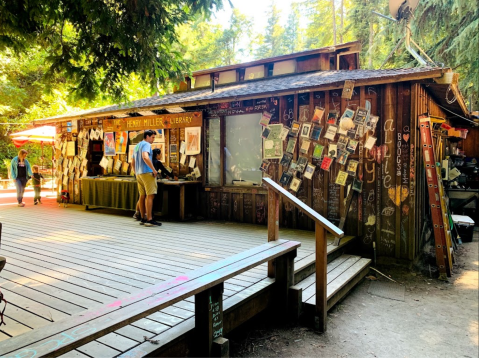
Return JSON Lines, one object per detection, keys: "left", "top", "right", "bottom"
{"left": 0, "top": 199, "right": 363, "bottom": 357}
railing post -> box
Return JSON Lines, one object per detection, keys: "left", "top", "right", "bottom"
{"left": 314, "top": 222, "right": 327, "bottom": 332}
{"left": 195, "top": 283, "right": 226, "bottom": 357}
{"left": 267, "top": 188, "right": 279, "bottom": 278}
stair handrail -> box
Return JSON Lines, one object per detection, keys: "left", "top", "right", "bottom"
{"left": 263, "top": 177, "right": 344, "bottom": 333}
{"left": 262, "top": 178, "right": 344, "bottom": 238}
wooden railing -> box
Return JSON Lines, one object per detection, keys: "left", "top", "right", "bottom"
{"left": 263, "top": 177, "right": 344, "bottom": 332}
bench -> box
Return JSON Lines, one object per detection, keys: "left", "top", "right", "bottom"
{"left": 0, "top": 239, "right": 300, "bottom": 358}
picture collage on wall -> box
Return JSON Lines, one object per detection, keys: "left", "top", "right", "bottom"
{"left": 259, "top": 96, "right": 380, "bottom": 195}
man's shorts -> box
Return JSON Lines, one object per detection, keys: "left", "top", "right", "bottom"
{"left": 137, "top": 173, "right": 157, "bottom": 195}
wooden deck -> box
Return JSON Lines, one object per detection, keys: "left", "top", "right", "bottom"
{"left": 0, "top": 199, "right": 355, "bottom": 356}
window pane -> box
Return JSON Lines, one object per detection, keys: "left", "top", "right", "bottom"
{"left": 225, "top": 113, "right": 262, "bottom": 185}
{"left": 206, "top": 118, "right": 221, "bottom": 185}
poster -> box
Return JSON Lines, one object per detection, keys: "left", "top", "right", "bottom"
{"left": 154, "top": 129, "right": 165, "bottom": 143}
{"left": 259, "top": 160, "right": 270, "bottom": 172}
{"left": 365, "top": 136, "right": 377, "bottom": 150}
{"left": 290, "top": 177, "right": 302, "bottom": 192}
{"left": 259, "top": 111, "right": 272, "bottom": 126}
{"left": 320, "top": 156, "right": 333, "bottom": 171}
{"left": 301, "top": 123, "right": 312, "bottom": 138}
{"left": 66, "top": 141, "right": 76, "bottom": 157}
{"left": 286, "top": 138, "right": 297, "bottom": 153}
{"left": 115, "top": 131, "right": 128, "bottom": 154}
{"left": 347, "top": 160, "right": 359, "bottom": 176}
{"left": 304, "top": 164, "right": 316, "bottom": 180}
{"left": 300, "top": 139, "right": 311, "bottom": 154}
{"left": 324, "top": 124, "right": 338, "bottom": 141}
{"left": 310, "top": 125, "right": 323, "bottom": 140}
{"left": 128, "top": 145, "right": 136, "bottom": 163}
{"left": 311, "top": 107, "right": 325, "bottom": 123}
{"left": 263, "top": 137, "right": 283, "bottom": 159}
{"left": 185, "top": 127, "right": 201, "bottom": 155}
{"left": 268, "top": 124, "right": 283, "bottom": 139}
{"left": 312, "top": 144, "right": 324, "bottom": 159}
{"left": 104, "top": 132, "right": 116, "bottom": 156}
{"left": 335, "top": 170, "right": 348, "bottom": 186}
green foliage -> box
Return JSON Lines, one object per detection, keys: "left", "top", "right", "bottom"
{"left": 255, "top": 3, "right": 286, "bottom": 58}
{"left": 0, "top": 0, "right": 225, "bottom": 102}
{"left": 176, "top": 9, "right": 252, "bottom": 71}
{"left": 350, "top": 0, "right": 479, "bottom": 109}
{"left": 413, "top": 0, "right": 479, "bottom": 109}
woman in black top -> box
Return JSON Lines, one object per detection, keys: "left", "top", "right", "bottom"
{"left": 152, "top": 148, "right": 173, "bottom": 178}
{"left": 10, "top": 149, "right": 32, "bottom": 207}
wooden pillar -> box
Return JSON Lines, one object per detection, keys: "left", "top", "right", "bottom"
{"left": 314, "top": 222, "right": 327, "bottom": 332}
{"left": 267, "top": 188, "right": 279, "bottom": 277}
{"left": 274, "top": 249, "right": 297, "bottom": 314}
{"left": 195, "top": 283, "right": 225, "bottom": 357}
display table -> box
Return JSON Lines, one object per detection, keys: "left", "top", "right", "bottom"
{"left": 160, "top": 179, "right": 202, "bottom": 221}
{"left": 81, "top": 177, "right": 201, "bottom": 221}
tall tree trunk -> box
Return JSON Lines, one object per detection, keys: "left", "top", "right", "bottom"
{"left": 369, "top": 21, "right": 374, "bottom": 68}
{"left": 340, "top": 0, "right": 344, "bottom": 43}
{"left": 331, "top": 0, "right": 337, "bottom": 45}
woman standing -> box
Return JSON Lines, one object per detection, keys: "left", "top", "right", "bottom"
{"left": 10, "top": 149, "right": 32, "bottom": 207}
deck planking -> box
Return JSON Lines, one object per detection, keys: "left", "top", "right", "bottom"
{"left": 0, "top": 200, "right": 342, "bottom": 355}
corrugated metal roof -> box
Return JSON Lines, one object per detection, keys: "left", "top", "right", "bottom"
{"left": 34, "top": 67, "right": 450, "bottom": 124}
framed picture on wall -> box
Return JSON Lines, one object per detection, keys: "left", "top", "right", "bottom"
{"left": 185, "top": 127, "right": 201, "bottom": 155}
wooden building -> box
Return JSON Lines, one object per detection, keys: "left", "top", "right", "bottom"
{"left": 34, "top": 41, "right": 470, "bottom": 262}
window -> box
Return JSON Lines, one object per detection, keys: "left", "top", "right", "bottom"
{"left": 206, "top": 118, "right": 221, "bottom": 185}
{"left": 194, "top": 74, "right": 211, "bottom": 88}
{"left": 218, "top": 70, "right": 237, "bottom": 85}
{"left": 245, "top": 65, "right": 265, "bottom": 80}
{"left": 225, "top": 113, "right": 263, "bottom": 185}
{"left": 272, "top": 60, "right": 296, "bottom": 76}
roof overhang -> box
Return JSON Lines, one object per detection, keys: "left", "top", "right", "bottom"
{"left": 33, "top": 67, "right": 453, "bottom": 125}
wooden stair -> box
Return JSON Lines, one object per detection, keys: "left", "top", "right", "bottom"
{"left": 295, "top": 254, "right": 371, "bottom": 313}
{"left": 294, "top": 234, "right": 356, "bottom": 284}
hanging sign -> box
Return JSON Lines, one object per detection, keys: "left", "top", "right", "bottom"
{"left": 102, "top": 112, "right": 202, "bottom": 132}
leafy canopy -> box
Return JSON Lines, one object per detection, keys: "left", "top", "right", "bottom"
{"left": 0, "top": 0, "right": 224, "bottom": 102}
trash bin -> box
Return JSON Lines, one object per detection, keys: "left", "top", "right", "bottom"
{"left": 451, "top": 215, "right": 475, "bottom": 242}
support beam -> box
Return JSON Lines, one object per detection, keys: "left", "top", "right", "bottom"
{"left": 314, "top": 222, "right": 328, "bottom": 332}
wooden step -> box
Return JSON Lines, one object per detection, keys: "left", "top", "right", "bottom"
{"left": 294, "top": 235, "right": 356, "bottom": 284}
{"left": 295, "top": 254, "right": 371, "bottom": 312}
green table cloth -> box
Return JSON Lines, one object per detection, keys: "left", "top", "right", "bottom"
{"left": 81, "top": 178, "right": 164, "bottom": 211}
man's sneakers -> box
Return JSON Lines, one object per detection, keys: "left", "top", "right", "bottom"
{"left": 144, "top": 220, "right": 162, "bottom": 227}
{"left": 17, "top": 203, "right": 25, "bottom": 207}
{"left": 133, "top": 212, "right": 141, "bottom": 220}
{"left": 137, "top": 214, "right": 162, "bottom": 227}
{"left": 34, "top": 201, "right": 38, "bottom": 205}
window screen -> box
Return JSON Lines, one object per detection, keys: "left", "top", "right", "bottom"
{"left": 225, "top": 113, "right": 262, "bottom": 185}
{"left": 206, "top": 118, "right": 221, "bottom": 185}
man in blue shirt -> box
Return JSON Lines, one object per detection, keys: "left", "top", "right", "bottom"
{"left": 131, "top": 130, "right": 161, "bottom": 227}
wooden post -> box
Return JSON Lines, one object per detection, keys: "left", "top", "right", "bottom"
{"left": 314, "top": 222, "right": 328, "bottom": 332}
{"left": 267, "top": 188, "right": 279, "bottom": 277}
{"left": 212, "top": 337, "right": 229, "bottom": 358}
{"left": 195, "top": 283, "right": 224, "bottom": 357}
{"left": 274, "top": 249, "right": 297, "bottom": 314}
{"left": 179, "top": 184, "right": 185, "bottom": 221}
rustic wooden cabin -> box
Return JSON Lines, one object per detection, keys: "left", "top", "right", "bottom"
{"left": 8, "top": 41, "right": 469, "bottom": 357}
{"left": 33, "top": 40, "right": 469, "bottom": 264}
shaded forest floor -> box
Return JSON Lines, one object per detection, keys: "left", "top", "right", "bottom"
{"left": 229, "top": 235, "right": 479, "bottom": 358}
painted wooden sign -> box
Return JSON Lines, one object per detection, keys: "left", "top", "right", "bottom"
{"left": 102, "top": 112, "right": 202, "bottom": 132}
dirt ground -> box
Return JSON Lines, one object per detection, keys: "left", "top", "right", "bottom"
{"left": 229, "top": 236, "right": 479, "bottom": 358}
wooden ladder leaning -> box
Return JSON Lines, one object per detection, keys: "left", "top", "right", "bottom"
{"left": 418, "top": 114, "right": 454, "bottom": 280}
{"left": 262, "top": 178, "right": 344, "bottom": 332}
